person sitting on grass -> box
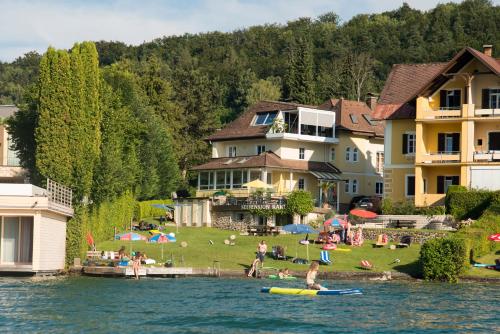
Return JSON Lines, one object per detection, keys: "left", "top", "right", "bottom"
{"left": 353, "top": 227, "right": 364, "bottom": 246}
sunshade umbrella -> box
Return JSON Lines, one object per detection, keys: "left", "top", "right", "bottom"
{"left": 488, "top": 233, "right": 500, "bottom": 242}
{"left": 116, "top": 232, "right": 146, "bottom": 241}
{"left": 150, "top": 233, "right": 169, "bottom": 243}
{"left": 242, "top": 179, "right": 274, "bottom": 189}
{"left": 323, "top": 217, "right": 348, "bottom": 228}
{"left": 350, "top": 209, "right": 378, "bottom": 219}
{"left": 86, "top": 232, "right": 95, "bottom": 249}
{"left": 281, "top": 224, "right": 318, "bottom": 261}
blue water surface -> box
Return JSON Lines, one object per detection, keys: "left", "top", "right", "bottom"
{"left": 0, "top": 276, "right": 498, "bottom": 333}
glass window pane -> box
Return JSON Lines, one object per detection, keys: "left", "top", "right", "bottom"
{"left": 20, "top": 217, "right": 33, "bottom": 263}
{"left": 233, "top": 171, "right": 242, "bottom": 188}
{"left": 2, "top": 217, "right": 19, "bottom": 263}
{"left": 255, "top": 113, "right": 267, "bottom": 125}
{"left": 216, "top": 171, "right": 226, "bottom": 189}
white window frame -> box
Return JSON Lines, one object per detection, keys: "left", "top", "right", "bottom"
{"left": 351, "top": 179, "right": 358, "bottom": 194}
{"left": 299, "top": 147, "right": 305, "bottom": 160}
{"left": 376, "top": 151, "right": 384, "bottom": 173}
{"left": 405, "top": 174, "right": 415, "bottom": 198}
{"left": 298, "top": 178, "right": 305, "bottom": 190}
{"left": 256, "top": 145, "right": 266, "bottom": 155}
{"left": 228, "top": 146, "right": 236, "bottom": 157}
{"left": 330, "top": 147, "right": 336, "bottom": 161}
{"left": 344, "top": 179, "right": 350, "bottom": 193}
{"left": 352, "top": 148, "right": 359, "bottom": 162}
{"left": 406, "top": 132, "right": 416, "bottom": 155}
{"left": 345, "top": 147, "right": 351, "bottom": 161}
{"left": 375, "top": 181, "right": 383, "bottom": 195}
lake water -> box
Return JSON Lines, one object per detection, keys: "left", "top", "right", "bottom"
{"left": 0, "top": 276, "right": 498, "bottom": 333}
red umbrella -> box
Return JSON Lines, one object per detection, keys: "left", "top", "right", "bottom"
{"left": 350, "top": 209, "right": 377, "bottom": 219}
{"left": 323, "top": 217, "right": 348, "bottom": 228}
{"left": 488, "top": 234, "right": 500, "bottom": 242}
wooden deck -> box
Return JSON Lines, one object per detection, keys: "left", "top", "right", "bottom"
{"left": 82, "top": 266, "right": 219, "bottom": 278}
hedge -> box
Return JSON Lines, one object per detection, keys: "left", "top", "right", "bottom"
{"left": 66, "top": 192, "right": 136, "bottom": 266}
{"left": 420, "top": 237, "right": 467, "bottom": 282}
{"left": 446, "top": 189, "right": 499, "bottom": 220}
{"left": 134, "top": 199, "right": 173, "bottom": 220}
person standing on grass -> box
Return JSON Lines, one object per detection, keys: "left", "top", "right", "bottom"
{"left": 257, "top": 240, "right": 267, "bottom": 264}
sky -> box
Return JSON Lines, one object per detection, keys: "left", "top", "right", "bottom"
{"left": 0, "top": 0, "right": 468, "bottom": 62}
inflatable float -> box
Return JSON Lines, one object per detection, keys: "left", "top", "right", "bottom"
{"left": 322, "top": 244, "right": 336, "bottom": 250}
{"left": 268, "top": 275, "right": 297, "bottom": 280}
{"left": 261, "top": 287, "right": 363, "bottom": 296}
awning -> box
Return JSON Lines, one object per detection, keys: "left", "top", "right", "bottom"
{"left": 310, "top": 171, "right": 343, "bottom": 182}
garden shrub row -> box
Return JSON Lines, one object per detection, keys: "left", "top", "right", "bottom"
{"left": 134, "top": 199, "right": 173, "bottom": 220}
{"left": 445, "top": 188, "right": 500, "bottom": 220}
{"left": 66, "top": 192, "right": 137, "bottom": 266}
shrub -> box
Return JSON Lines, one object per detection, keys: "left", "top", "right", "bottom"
{"left": 420, "top": 237, "right": 467, "bottom": 282}
{"left": 446, "top": 190, "right": 498, "bottom": 220}
{"left": 134, "top": 199, "right": 173, "bottom": 220}
{"left": 286, "top": 190, "right": 314, "bottom": 216}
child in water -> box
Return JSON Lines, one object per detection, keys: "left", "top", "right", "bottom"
{"left": 306, "top": 261, "right": 326, "bottom": 290}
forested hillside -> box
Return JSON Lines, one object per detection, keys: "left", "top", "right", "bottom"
{"left": 1, "top": 0, "right": 499, "bottom": 188}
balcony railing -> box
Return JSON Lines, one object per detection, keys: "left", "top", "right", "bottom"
{"left": 423, "top": 107, "right": 462, "bottom": 119}
{"left": 473, "top": 151, "right": 500, "bottom": 162}
{"left": 422, "top": 152, "right": 461, "bottom": 163}
{"left": 475, "top": 108, "right": 500, "bottom": 117}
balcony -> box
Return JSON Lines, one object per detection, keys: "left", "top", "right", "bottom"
{"left": 421, "top": 152, "right": 461, "bottom": 164}
{"left": 475, "top": 108, "right": 500, "bottom": 117}
{"left": 473, "top": 151, "right": 500, "bottom": 162}
{"left": 423, "top": 107, "right": 462, "bottom": 119}
{"left": 266, "top": 107, "right": 338, "bottom": 143}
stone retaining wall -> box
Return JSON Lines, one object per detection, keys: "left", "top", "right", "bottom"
{"left": 362, "top": 228, "right": 448, "bottom": 244}
{"left": 212, "top": 212, "right": 253, "bottom": 231}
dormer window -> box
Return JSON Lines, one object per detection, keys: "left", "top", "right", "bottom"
{"left": 228, "top": 146, "right": 236, "bottom": 157}
{"left": 254, "top": 111, "right": 277, "bottom": 125}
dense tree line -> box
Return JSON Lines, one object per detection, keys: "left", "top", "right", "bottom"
{"left": 1, "top": 0, "right": 499, "bottom": 192}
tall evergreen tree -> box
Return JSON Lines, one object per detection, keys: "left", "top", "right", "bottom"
{"left": 35, "top": 48, "right": 73, "bottom": 186}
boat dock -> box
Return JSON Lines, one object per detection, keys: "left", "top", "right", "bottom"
{"left": 80, "top": 266, "right": 221, "bottom": 278}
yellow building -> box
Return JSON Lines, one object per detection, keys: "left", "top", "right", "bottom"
{"left": 376, "top": 45, "right": 500, "bottom": 206}
{"left": 192, "top": 99, "right": 384, "bottom": 213}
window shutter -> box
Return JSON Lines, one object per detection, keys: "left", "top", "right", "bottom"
{"left": 438, "top": 133, "right": 445, "bottom": 152}
{"left": 437, "top": 176, "right": 444, "bottom": 194}
{"left": 440, "top": 90, "right": 447, "bottom": 108}
{"left": 402, "top": 134, "right": 408, "bottom": 154}
{"left": 454, "top": 90, "right": 461, "bottom": 108}
{"left": 464, "top": 88, "right": 468, "bottom": 104}
{"left": 482, "top": 89, "right": 490, "bottom": 109}
{"left": 452, "top": 133, "right": 460, "bottom": 152}
{"left": 452, "top": 176, "right": 459, "bottom": 185}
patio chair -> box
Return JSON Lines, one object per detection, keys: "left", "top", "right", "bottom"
{"left": 374, "top": 234, "right": 388, "bottom": 248}
{"left": 397, "top": 235, "right": 412, "bottom": 248}
{"left": 319, "top": 250, "right": 332, "bottom": 265}
{"left": 272, "top": 246, "right": 287, "bottom": 260}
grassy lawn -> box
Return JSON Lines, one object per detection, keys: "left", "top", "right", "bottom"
{"left": 97, "top": 226, "right": 422, "bottom": 276}
{"left": 465, "top": 251, "right": 500, "bottom": 278}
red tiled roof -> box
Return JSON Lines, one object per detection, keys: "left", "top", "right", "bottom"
{"left": 191, "top": 151, "right": 341, "bottom": 173}
{"left": 375, "top": 47, "right": 500, "bottom": 121}
{"left": 206, "top": 100, "right": 315, "bottom": 141}
{"left": 373, "top": 62, "right": 447, "bottom": 120}
{"left": 317, "top": 99, "right": 384, "bottom": 137}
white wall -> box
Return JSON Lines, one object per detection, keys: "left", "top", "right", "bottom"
{"left": 470, "top": 166, "right": 500, "bottom": 190}
{"left": 35, "top": 212, "right": 66, "bottom": 271}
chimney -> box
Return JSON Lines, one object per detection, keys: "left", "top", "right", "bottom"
{"left": 483, "top": 44, "right": 493, "bottom": 57}
{"left": 366, "top": 93, "right": 378, "bottom": 111}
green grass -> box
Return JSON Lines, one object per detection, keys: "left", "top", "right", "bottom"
{"left": 97, "top": 226, "right": 422, "bottom": 275}
{"left": 465, "top": 251, "right": 500, "bottom": 278}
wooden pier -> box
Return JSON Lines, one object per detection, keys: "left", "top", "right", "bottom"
{"left": 82, "top": 266, "right": 220, "bottom": 278}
